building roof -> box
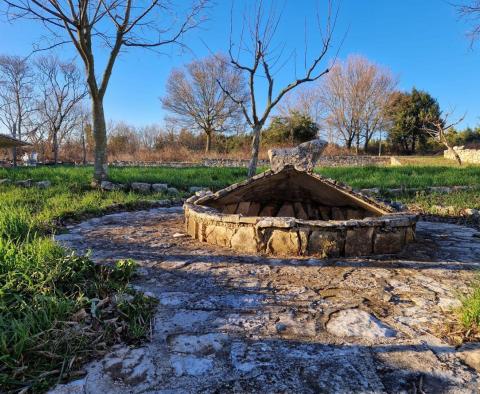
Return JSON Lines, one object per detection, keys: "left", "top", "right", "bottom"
{"left": 0, "top": 134, "right": 32, "bottom": 148}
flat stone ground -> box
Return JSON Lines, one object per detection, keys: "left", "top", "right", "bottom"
{"left": 52, "top": 207, "right": 480, "bottom": 394}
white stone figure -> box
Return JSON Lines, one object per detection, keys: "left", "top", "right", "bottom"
{"left": 268, "top": 138, "right": 328, "bottom": 173}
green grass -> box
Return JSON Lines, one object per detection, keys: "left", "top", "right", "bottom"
{"left": 1, "top": 163, "right": 479, "bottom": 191}
{"left": 399, "top": 189, "right": 480, "bottom": 215}
{"left": 460, "top": 279, "right": 480, "bottom": 330}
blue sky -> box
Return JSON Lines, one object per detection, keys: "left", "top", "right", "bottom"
{"left": 0, "top": 0, "right": 479, "bottom": 129}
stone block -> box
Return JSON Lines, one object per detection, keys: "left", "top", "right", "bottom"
{"left": 222, "top": 203, "right": 238, "bottom": 214}
{"left": 277, "top": 203, "right": 295, "bottom": 217}
{"left": 186, "top": 216, "right": 197, "bottom": 238}
{"left": 259, "top": 204, "right": 277, "bottom": 217}
{"left": 308, "top": 230, "right": 343, "bottom": 257}
{"left": 318, "top": 206, "right": 331, "bottom": 220}
{"left": 294, "top": 203, "right": 309, "bottom": 220}
{"left": 167, "top": 187, "right": 179, "bottom": 195}
{"left": 405, "top": 225, "right": 416, "bottom": 243}
{"left": 131, "top": 182, "right": 152, "bottom": 193}
{"left": 230, "top": 226, "right": 257, "bottom": 253}
{"left": 347, "top": 209, "right": 364, "bottom": 220}
{"left": 247, "top": 202, "right": 262, "bottom": 216}
{"left": 267, "top": 230, "right": 300, "bottom": 256}
{"left": 35, "top": 180, "right": 51, "bottom": 189}
{"left": 152, "top": 183, "right": 168, "bottom": 192}
{"left": 332, "top": 207, "right": 345, "bottom": 220}
{"left": 236, "top": 201, "right": 251, "bottom": 215}
{"left": 345, "top": 227, "right": 374, "bottom": 256}
{"left": 373, "top": 228, "right": 405, "bottom": 254}
{"left": 205, "top": 225, "right": 233, "bottom": 247}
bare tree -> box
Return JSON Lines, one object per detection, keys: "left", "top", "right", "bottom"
{"left": 3, "top": 0, "right": 206, "bottom": 183}
{"left": 319, "top": 55, "right": 396, "bottom": 153}
{"left": 0, "top": 55, "right": 37, "bottom": 166}
{"left": 456, "top": 1, "right": 480, "bottom": 44}
{"left": 36, "top": 55, "right": 87, "bottom": 163}
{"left": 219, "top": 1, "right": 338, "bottom": 177}
{"left": 162, "top": 54, "right": 247, "bottom": 153}
{"left": 422, "top": 110, "right": 466, "bottom": 165}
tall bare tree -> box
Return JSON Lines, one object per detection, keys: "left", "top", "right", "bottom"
{"left": 319, "top": 55, "right": 396, "bottom": 153}
{"left": 4, "top": 0, "right": 206, "bottom": 183}
{"left": 162, "top": 54, "right": 247, "bottom": 153}
{"left": 36, "top": 55, "right": 87, "bottom": 163}
{"left": 422, "top": 110, "right": 466, "bottom": 165}
{"left": 0, "top": 55, "right": 36, "bottom": 166}
{"left": 218, "top": 1, "right": 338, "bottom": 177}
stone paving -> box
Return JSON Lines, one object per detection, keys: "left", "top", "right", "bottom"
{"left": 51, "top": 207, "right": 480, "bottom": 393}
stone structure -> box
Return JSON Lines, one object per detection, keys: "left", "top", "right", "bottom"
{"left": 444, "top": 146, "right": 480, "bottom": 164}
{"left": 268, "top": 139, "right": 328, "bottom": 172}
{"left": 184, "top": 166, "right": 417, "bottom": 257}
{"left": 107, "top": 156, "right": 390, "bottom": 168}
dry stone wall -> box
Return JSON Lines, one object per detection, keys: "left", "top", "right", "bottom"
{"left": 444, "top": 147, "right": 480, "bottom": 164}
{"left": 108, "top": 156, "right": 389, "bottom": 168}
{"left": 184, "top": 197, "right": 417, "bottom": 258}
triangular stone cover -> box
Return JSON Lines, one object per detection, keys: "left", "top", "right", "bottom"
{"left": 195, "top": 166, "right": 392, "bottom": 221}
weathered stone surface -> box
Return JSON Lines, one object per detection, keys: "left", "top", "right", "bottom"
{"left": 345, "top": 227, "right": 374, "bottom": 256}
{"left": 35, "top": 180, "right": 51, "bottom": 189}
{"left": 457, "top": 343, "right": 480, "bottom": 372}
{"left": 236, "top": 201, "right": 251, "bottom": 215}
{"left": 318, "top": 206, "right": 331, "bottom": 220}
{"left": 309, "top": 230, "right": 342, "bottom": 257}
{"left": 445, "top": 146, "right": 480, "bottom": 164}
{"left": 277, "top": 203, "right": 295, "bottom": 218}
{"left": 205, "top": 224, "right": 234, "bottom": 247}
{"left": 167, "top": 187, "right": 179, "bottom": 195}
{"left": 259, "top": 204, "right": 277, "bottom": 217}
{"left": 347, "top": 209, "right": 363, "bottom": 219}
{"left": 152, "top": 183, "right": 168, "bottom": 192}
{"left": 189, "top": 186, "right": 207, "bottom": 193}
{"left": 49, "top": 209, "right": 480, "bottom": 393}
{"left": 131, "top": 182, "right": 151, "bottom": 193}
{"left": 15, "top": 179, "right": 32, "bottom": 187}
{"left": 331, "top": 207, "right": 345, "bottom": 220}
{"left": 100, "top": 181, "right": 124, "bottom": 191}
{"left": 327, "top": 309, "right": 397, "bottom": 338}
{"left": 222, "top": 203, "right": 238, "bottom": 214}
{"left": 246, "top": 202, "right": 261, "bottom": 216}
{"left": 267, "top": 229, "right": 300, "bottom": 255}
{"left": 268, "top": 138, "right": 328, "bottom": 172}
{"left": 294, "top": 202, "right": 309, "bottom": 219}
{"left": 230, "top": 226, "right": 257, "bottom": 253}
{"left": 374, "top": 228, "right": 405, "bottom": 254}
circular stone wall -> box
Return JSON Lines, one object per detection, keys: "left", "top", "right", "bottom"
{"left": 184, "top": 196, "right": 417, "bottom": 257}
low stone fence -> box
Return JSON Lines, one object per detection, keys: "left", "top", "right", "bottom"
{"left": 444, "top": 147, "right": 480, "bottom": 164}
{"left": 109, "top": 156, "right": 390, "bottom": 168}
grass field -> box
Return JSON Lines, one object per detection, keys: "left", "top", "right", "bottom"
{"left": 1, "top": 162, "right": 479, "bottom": 391}
{"left": 1, "top": 162, "right": 480, "bottom": 190}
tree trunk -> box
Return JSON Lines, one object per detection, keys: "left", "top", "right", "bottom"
{"left": 248, "top": 124, "right": 262, "bottom": 178}
{"left": 446, "top": 145, "right": 462, "bottom": 166}
{"left": 53, "top": 129, "right": 58, "bottom": 164}
{"left": 12, "top": 122, "right": 17, "bottom": 167}
{"left": 81, "top": 126, "right": 87, "bottom": 165}
{"left": 91, "top": 96, "right": 108, "bottom": 185}
{"left": 205, "top": 131, "right": 212, "bottom": 154}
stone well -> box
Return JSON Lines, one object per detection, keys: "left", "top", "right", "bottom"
{"left": 184, "top": 166, "right": 417, "bottom": 257}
